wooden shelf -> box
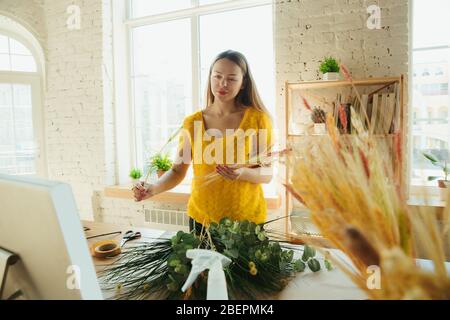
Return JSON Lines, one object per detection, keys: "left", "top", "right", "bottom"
{"left": 286, "top": 77, "right": 401, "bottom": 90}
{"left": 284, "top": 76, "right": 405, "bottom": 246}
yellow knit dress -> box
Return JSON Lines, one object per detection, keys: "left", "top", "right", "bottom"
{"left": 178, "top": 107, "right": 273, "bottom": 225}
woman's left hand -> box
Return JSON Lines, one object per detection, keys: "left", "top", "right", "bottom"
{"left": 216, "top": 165, "right": 243, "bottom": 181}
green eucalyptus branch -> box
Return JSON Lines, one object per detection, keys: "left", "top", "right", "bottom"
{"left": 98, "top": 217, "right": 331, "bottom": 300}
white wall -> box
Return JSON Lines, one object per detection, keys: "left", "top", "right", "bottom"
{"left": 43, "top": 0, "right": 115, "bottom": 220}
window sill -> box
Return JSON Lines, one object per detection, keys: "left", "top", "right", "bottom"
{"left": 407, "top": 196, "right": 446, "bottom": 208}
{"left": 104, "top": 181, "right": 282, "bottom": 209}
{"left": 408, "top": 185, "right": 446, "bottom": 208}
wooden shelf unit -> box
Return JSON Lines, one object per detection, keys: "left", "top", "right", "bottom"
{"left": 284, "top": 76, "right": 405, "bottom": 245}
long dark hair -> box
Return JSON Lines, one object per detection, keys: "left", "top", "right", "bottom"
{"left": 204, "top": 50, "right": 270, "bottom": 115}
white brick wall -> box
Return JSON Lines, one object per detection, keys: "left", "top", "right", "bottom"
{"left": 43, "top": 0, "right": 115, "bottom": 220}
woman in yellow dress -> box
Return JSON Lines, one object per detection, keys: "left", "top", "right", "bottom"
{"left": 133, "top": 50, "right": 274, "bottom": 233}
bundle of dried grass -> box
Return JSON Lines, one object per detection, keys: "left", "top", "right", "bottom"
{"left": 285, "top": 65, "right": 450, "bottom": 299}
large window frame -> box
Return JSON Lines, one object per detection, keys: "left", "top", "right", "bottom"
{"left": 0, "top": 25, "right": 46, "bottom": 177}
{"left": 408, "top": 0, "right": 450, "bottom": 198}
{"left": 113, "top": 0, "right": 274, "bottom": 185}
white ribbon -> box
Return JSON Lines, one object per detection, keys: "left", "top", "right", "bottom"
{"left": 181, "top": 249, "right": 231, "bottom": 300}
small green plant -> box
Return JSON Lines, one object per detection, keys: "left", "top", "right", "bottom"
{"left": 319, "top": 57, "right": 340, "bottom": 74}
{"left": 423, "top": 152, "right": 449, "bottom": 182}
{"left": 129, "top": 168, "right": 142, "bottom": 179}
{"left": 149, "top": 153, "right": 172, "bottom": 172}
{"left": 311, "top": 106, "right": 326, "bottom": 123}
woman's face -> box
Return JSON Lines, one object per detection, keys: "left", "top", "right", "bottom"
{"left": 210, "top": 58, "right": 244, "bottom": 103}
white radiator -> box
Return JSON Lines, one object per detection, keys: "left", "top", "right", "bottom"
{"left": 144, "top": 208, "right": 190, "bottom": 231}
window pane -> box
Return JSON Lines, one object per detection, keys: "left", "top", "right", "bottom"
{"left": 13, "top": 84, "right": 32, "bottom": 106}
{"left": 0, "top": 35, "right": 8, "bottom": 54}
{"left": 129, "top": 0, "right": 191, "bottom": 19}
{"left": 411, "top": 48, "right": 450, "bottom": 185}
{"left": 413, "top": 0, "right": 450, "bottom": 48}
{"left": 0, "top": 36, "right": 37, "bottom": 72}
{"left": 131, "top": 19, "right": 192, "bottom": 171}
{"left": 13, "top": 85, "right": 35, "bottom": 154}
{"left": 0, "top": 84, "right": 36, "bottom": 175}
{"left": 10, "top": 55, "right": 37, "bottom": 72}
{"left": 0, "top": 84, "right": 12, "bottom": 107}
{"left": 9, "top": 38, "right": 32, "bottom": 55}
{"left": 0, "top": 107, "right": 13, "bottom": 146}
{"left": 199, "top": 5, "right": 275, "bottom": 117}
{"left": 0, "top": 53, "right": 10, "bottom": 70}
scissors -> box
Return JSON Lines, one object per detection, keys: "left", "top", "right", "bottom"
{"left": 120, "top": 230, "right": 142, "bottom": 247}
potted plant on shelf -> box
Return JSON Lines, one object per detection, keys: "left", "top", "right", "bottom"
{"left": 423, "top": 152, "right": 449, "bottom": 200}
{"left": 129, "top": 168, "right": 142, "bottom": 186}
{"left": 319, "top": 57, "right": 340, "bottom": 81}
{"left": 149, "top": 153, "right": 172, "bottom": 178}
{"left": 311, "top": 106, "right": 327, "bottom": 135}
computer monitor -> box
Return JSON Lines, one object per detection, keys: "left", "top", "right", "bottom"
{"left": 0, "top": 174, "right": 102, "bottom": 299}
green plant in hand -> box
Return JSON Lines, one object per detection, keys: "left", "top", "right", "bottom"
{"left": 319, "top": 57, "right": 340, "bottom": 74}
{"left": 149, "top": 153, "right": 172, "bottom": 172}
{"left": 129, "top": 168, "right": 142, "bottom": 179}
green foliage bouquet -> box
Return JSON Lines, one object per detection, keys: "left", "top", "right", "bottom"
{"left": 98, "top": 217, "right": 331, "bottom": 300}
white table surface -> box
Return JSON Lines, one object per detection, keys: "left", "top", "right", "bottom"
{"left": 86, "top": 221, "right": 449, "bottom": 300}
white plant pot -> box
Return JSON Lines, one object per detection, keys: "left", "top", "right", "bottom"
{"left": 313, "top": 123, "right": 327, "bottom": 135}
{"left": 439, "top": 187, "right": 448, "bottom": 201}
{"left": 323, "top": 72, "right": 340, "bottom": 81}
{"left": 438, "top": 180, "right": 449, "bottom": 201}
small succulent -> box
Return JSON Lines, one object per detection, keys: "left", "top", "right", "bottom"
{"left": 319, "top": 57, "right": 340, "bottom": 74}
{"left": 311, "top": 106, "right": 326, "bottom": 123}
{"left": 129, "top": 168, "right": 142, "bottom": 179}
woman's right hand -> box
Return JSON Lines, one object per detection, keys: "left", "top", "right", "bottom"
{"left": 132, "top": 182, "right": 156, "bottom": 202}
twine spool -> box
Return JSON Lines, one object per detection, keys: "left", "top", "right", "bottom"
{"left": 91, "top": 240, "right": 121, "bottom": 258}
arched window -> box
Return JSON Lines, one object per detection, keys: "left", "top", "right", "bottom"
{"left": 0, "top": 18, "right": 45, "bottom": 177}
{"left": 0, "top": 35, "right": 37, "bottom": 72}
